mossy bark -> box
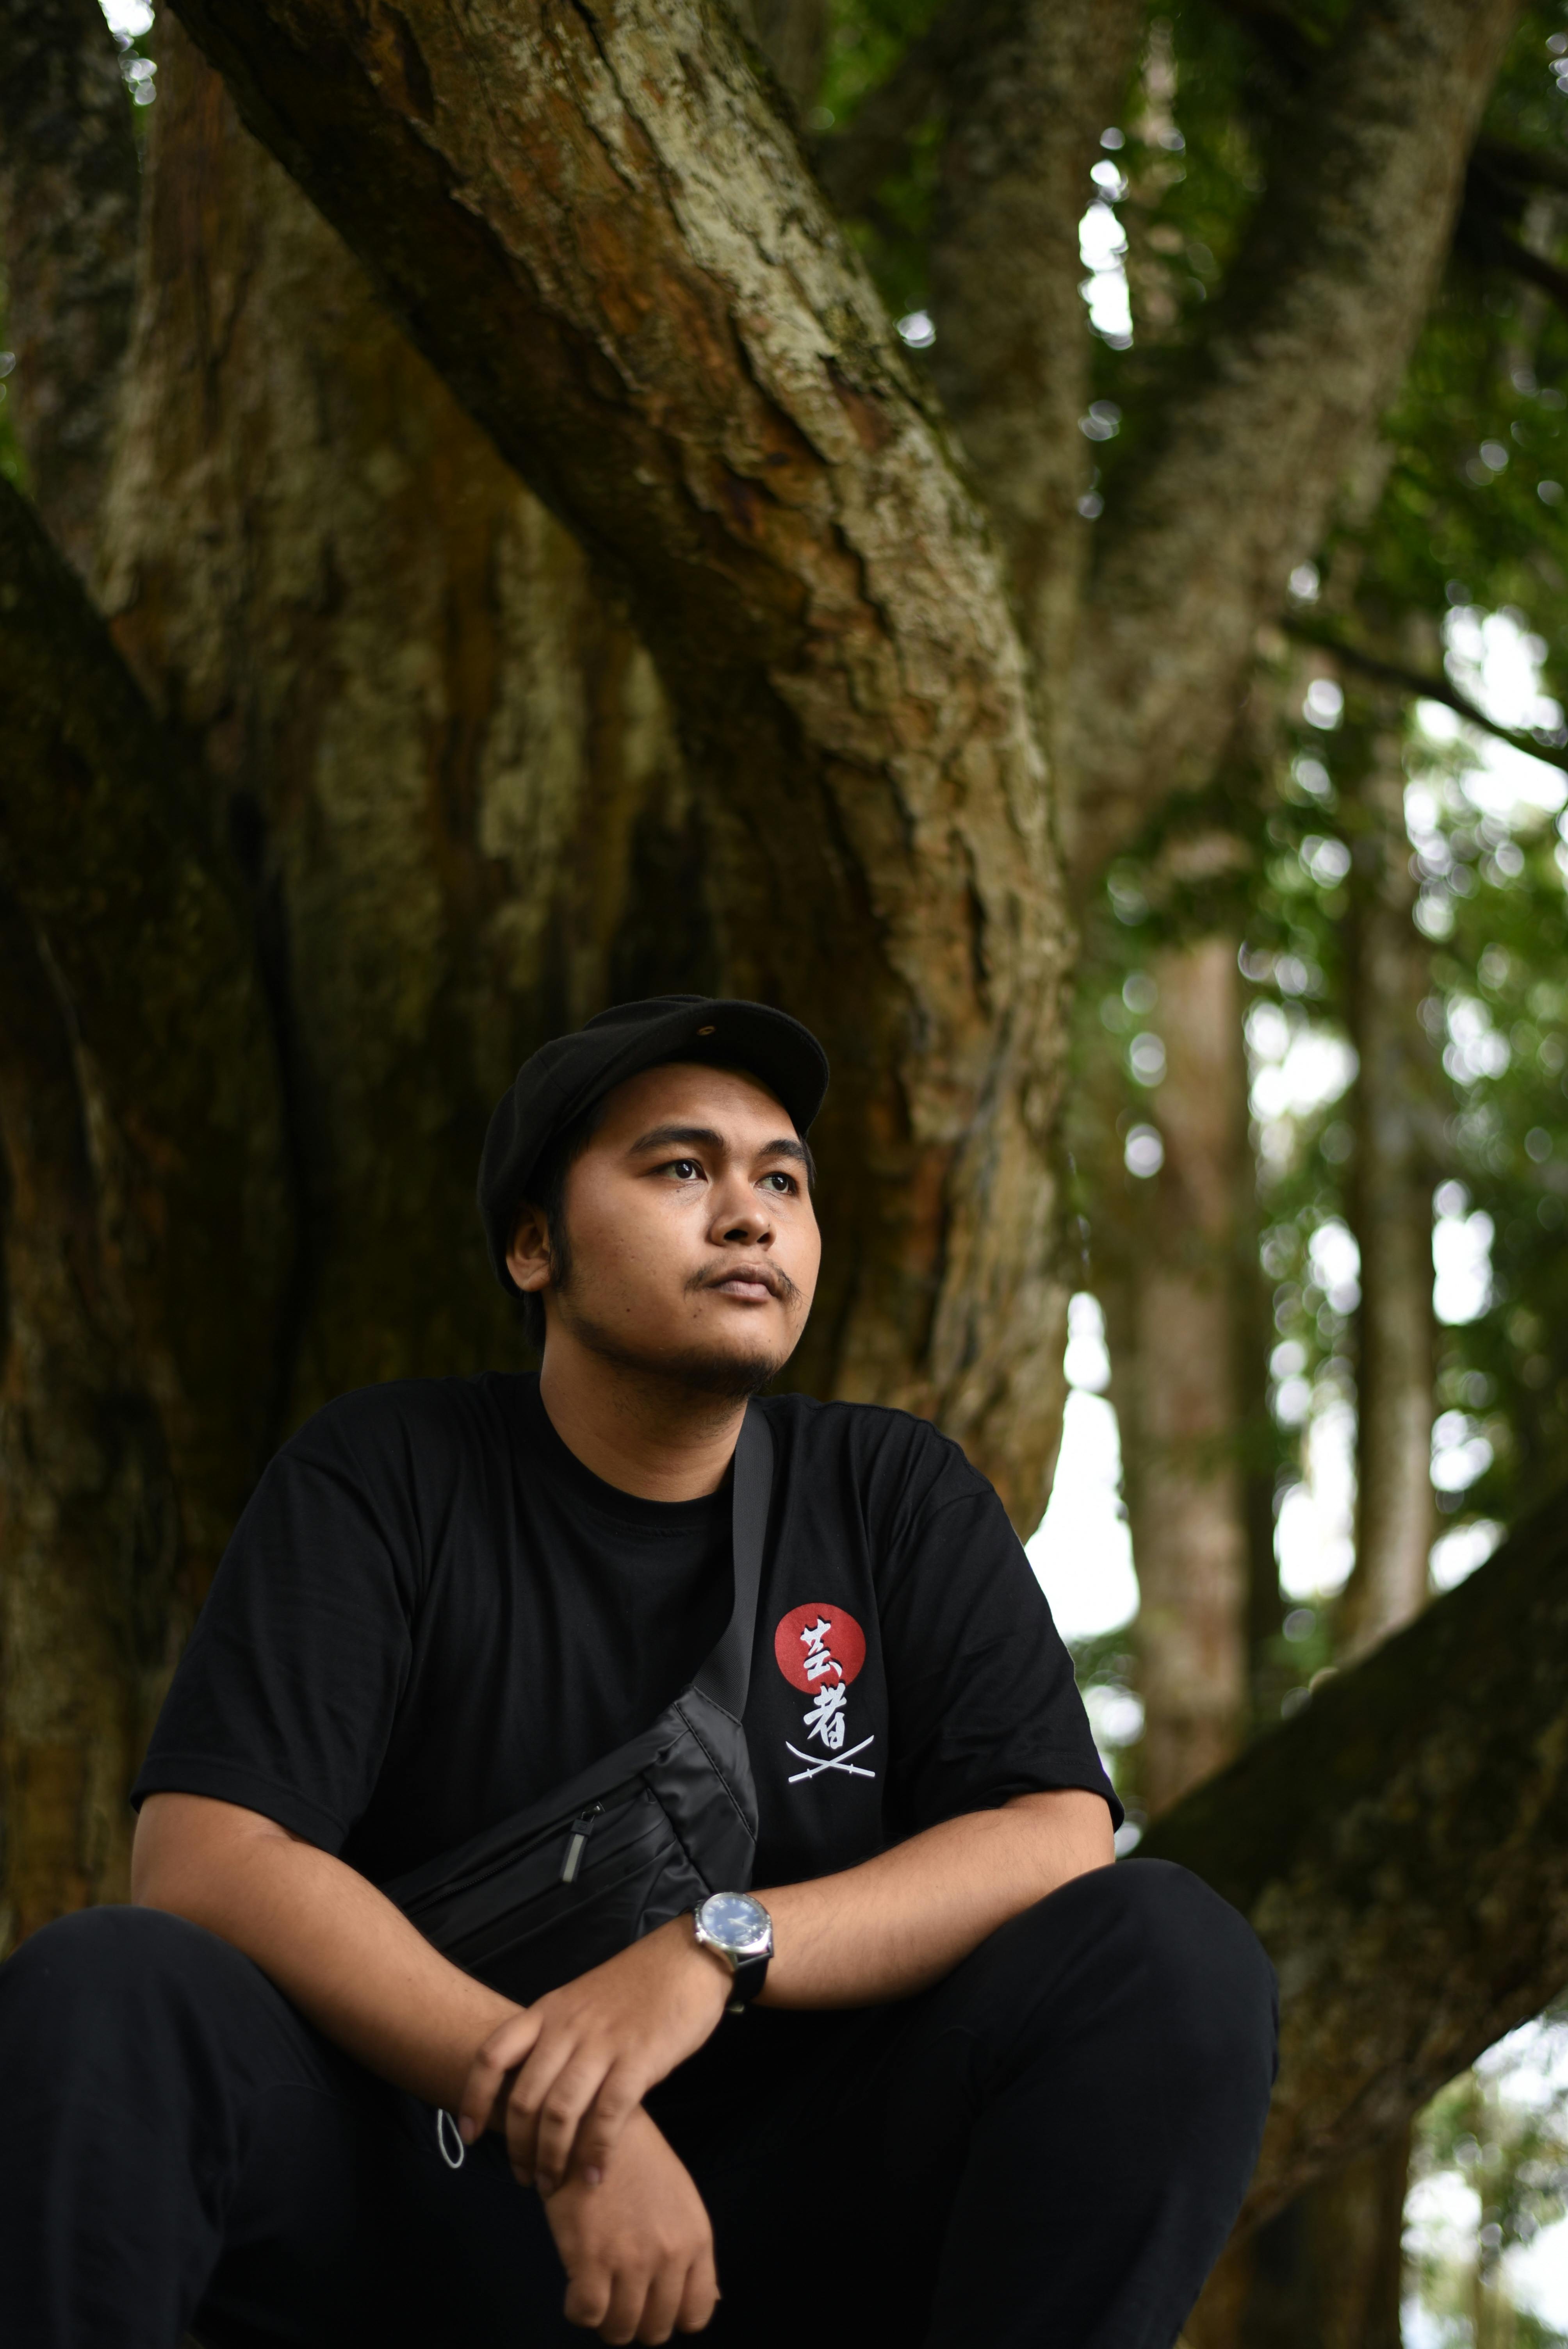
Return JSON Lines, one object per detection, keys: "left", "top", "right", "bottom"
{"left": 1142, "top": 1486, "right": 1568, "bottom": 2226}
{"left": 162, "top": 0, "right": 1077, "bottom": 1523}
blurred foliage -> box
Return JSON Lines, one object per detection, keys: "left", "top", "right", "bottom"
{"left": 820, "top": 0, "right": 1568, "bottom": 1723}
{"left": 1408, "top": 2012, "right": 1568, "bottom": 2349}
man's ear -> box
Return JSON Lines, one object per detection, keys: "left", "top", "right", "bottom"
{"left": 506, "top": 1200, "right": 552, "bottom": 1295}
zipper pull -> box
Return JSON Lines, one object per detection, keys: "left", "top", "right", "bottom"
{"left": 560, "top": 1803, "right": 603, "bottom": 1885}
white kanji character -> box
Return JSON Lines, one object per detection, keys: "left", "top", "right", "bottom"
{"left": 798, "top": 1616, "right": 842, "bottom": 1682}
{"left": 802, "top": 1681, "right": 848, "bottom": 1749}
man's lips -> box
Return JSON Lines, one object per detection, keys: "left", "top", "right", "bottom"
{"left": 701, "top": 1264, "right": 790, "bottom": 1303}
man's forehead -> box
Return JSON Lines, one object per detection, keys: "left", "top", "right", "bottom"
{"left": 595, "top": 1058, "right": 793, "bottom": 1136}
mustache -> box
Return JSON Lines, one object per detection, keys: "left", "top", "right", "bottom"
{"left": 686, "top": 1258, "right": 801, "bottom": 1305}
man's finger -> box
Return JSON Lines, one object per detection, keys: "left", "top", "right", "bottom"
{"left": 576, "top": 2062, "right": 645, "bottom": 2179}
{"left": 532, "top": 2051, "right": 614, "bottom": 2194}
{"left": 597, "top": 2260, "right": 652, "bottom": 2347}
{"left": 457, "top": 2010, "right": 542, "bottom": 2143}
{"left": 676, "top": 2247, "right": 720, "bottom": 2335}
{"left": 505, "top": 2035, "right": 583, "bottom": 2185}
{"left": 563, "top": 2258, "right": 613, "bottom": 2333}
{"left": 634, "top": 2258, "right": 687, "bottom": 2345}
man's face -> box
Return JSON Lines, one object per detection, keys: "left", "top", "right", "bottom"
{"left": 508, "top": 1062, "right": 821, "bottom": 1393}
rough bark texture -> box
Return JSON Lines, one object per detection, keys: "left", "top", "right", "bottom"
{"left": 1114, "top": 937, "right": 1251, "bottom": 1814}
{"left": 1190, "top": 2127, "right": 1410, "bottom": 2349}
{"left": 1066, "top": 0, "right": 1522, "bottom": 878}
{"left": 99, "top": 17, "right": 695, "bottom": 1425}
{"left": 927, "top": 0, "right": 1143, "bottom": 747}
{"left": 162, "top": 0, "right": 1072, "bottom": 1522}
{"left": 1340, "top": 715, "right": 1438, "bottom": 1656}
{"left": 0, "top": 890, "right": 183, "bottom": 1949}
{"left": 1141, "top": 1485, "right": 1568, "bottom": 2227}
{"left": 0, "top": 0, "right": 141, "bottom": 576}
{"left": 0, "top": 476, "right": 288, "bottom": 1947}
{"left": 0, "top": 476, "right": 290, "bottom": 1555}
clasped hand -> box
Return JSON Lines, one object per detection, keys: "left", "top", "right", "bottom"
{"left": 456, "top": 1917, "right": 732, "bottom": 2194}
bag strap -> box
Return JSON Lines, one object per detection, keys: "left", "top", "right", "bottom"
{"left": 691, "top": 1406, "right": 773, "bottom": 1719}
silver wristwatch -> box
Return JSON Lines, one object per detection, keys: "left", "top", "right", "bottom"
{"left": 692, "top": 1891, "right": 773, "bottom": 2012}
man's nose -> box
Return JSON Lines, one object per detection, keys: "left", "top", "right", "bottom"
{"left": 711, "top": 1181, "right": 771, "bottom": 1242}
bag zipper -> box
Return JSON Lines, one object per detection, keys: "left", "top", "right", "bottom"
{"left": 559, "top": 1803, "right": 604, "bottom": 1885}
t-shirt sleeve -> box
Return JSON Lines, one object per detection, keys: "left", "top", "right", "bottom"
{"left": 132, "top": 1392, "right": 428, "bottom": 1852}
{"left": 876, "top": 1436, "right": 1123, "bottom": 1835}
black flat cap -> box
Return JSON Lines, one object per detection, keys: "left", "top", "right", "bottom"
{"left": 478, "top": 994, "right": 830, "bottom": 1294}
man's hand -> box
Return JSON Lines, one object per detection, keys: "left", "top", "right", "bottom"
{"left": 543, "top": 2106, "right": 719, "bottom": 2344}
{"left": 458, "top": 1917, "right": 730, "bottom": 2192}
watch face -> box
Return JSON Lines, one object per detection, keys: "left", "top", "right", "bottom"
{"left": 698, "top": 1891, "right": 772, "bottom": 1959}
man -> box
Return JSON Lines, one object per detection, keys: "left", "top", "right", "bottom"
{"left": 0, "top": 994, "right": 1275, "bottom": 2348}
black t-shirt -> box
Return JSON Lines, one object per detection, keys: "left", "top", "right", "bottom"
{"left": 135, "top": 1376, "right": 1119, "bottom": 1888}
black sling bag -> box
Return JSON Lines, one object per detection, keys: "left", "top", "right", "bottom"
{"left": 382, "top": 1408, "right": 771, "bottom": 2009}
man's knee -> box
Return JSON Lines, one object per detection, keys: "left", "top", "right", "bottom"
{"left": 1094, "top": 1858, "right": 1278, "bottom": 2095}
{"left": 0, "top": 1904, "right": 253, "bottom": 2048}
{"left": 977, "top": 1858, "right": 1276, "bottom": 2096}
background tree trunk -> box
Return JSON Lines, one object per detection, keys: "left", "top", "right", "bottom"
{"left": 1064, "top": 0, "right": 1520, "bottom": 873}
{"left": 1341, "top": 702, "right": 1438, "bottom": 1656}
{"left": 926, "top": 0, "right": 1142, "bottom": 756}
{"left": 1115, "top": 932, "right": 1251, "bottom": 1814}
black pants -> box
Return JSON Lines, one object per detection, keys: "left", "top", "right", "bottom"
{"left": 0, "top": 1859, "right": 1275, "bottom": 2348}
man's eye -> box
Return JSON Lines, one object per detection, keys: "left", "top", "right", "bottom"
{"left": 761, "top": 1171, "right": 797, "bottom": 1194}
{"left": 668, "top": 1159, "right": 703, "bottom": 1180}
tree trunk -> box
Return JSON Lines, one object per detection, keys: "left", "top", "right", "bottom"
{"left": 1115, "top": 934, "right": 1252, "bottom": 1814}
{"left": 1066, "top": 0, "right": 1521, "bottom": 874}
{"left": 1190, "top": 706, "right": 1434, "bottom": 2349}
{"left": 1188, "top": 2127, "right": 1409, "bottom": 2349}
{"left": 926, "top": 0, "right": 1142, "bottom": 754}
{"left": 0, "top": 891, "right": 183, "bottom": 1949}
{"left": 98, "top": 15, "right": 698, "bottom": 1426}
{"left": 1141, "top": 1478, "right": 1568, "bottom": 2226}
{"left": 0, "top": 476, "right": 289, "bottom": 1947}
{"left": 0, "top": 0, "right": 139, "bottom": 576}
{"left": 1341, "top": 706, "right": 1437, "bottom": 1655}
{"left": 164, "top": 0, "right": 1074, "bottom": 1524}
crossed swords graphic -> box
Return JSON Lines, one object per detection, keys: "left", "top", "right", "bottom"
{"left": 786, "top": 1734, "right": 877, "bottom": 1784}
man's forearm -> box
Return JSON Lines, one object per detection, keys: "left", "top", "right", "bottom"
{"left": 452, "top": 1784, "right": 1116, "bottom": 2191}
{"left": 133, "top": 1793, "right": 515, "bottom": 2110}
{"left": 754, "top": 1788, "right": 1114, "bottom": 2009}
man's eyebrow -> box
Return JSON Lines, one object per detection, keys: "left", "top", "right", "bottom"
{"left": 626, "top": 1124, "right": 726, "bottom": 1155}
{"left": 625, "top": 1123, "right": 809, "bottom": 1165}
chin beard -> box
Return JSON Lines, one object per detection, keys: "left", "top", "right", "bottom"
{"left": 562, "top": 1306, "right": 783, "bottom": 1402}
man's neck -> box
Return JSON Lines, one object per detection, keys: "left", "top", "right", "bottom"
{"left": 537, "top": 1345, "right": 748, "bottom": 1501}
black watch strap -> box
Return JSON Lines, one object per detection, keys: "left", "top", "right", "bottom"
{"left": 728, "top": 1948, "right": 770, "bottom": 2008}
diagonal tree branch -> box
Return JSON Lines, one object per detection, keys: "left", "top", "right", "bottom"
{"left": 0, "top": 476, "right": 292, "bottom": 1566}
{"left": 1459, "top": 206, "right": 1568, "bottom": 323}
{"left": 1470, "top": 134, "right": 1568, "bottom": 201}
{"left": 1142, "top": 1486, "right": 1568, "bottom": 2228}
{"left": 1067, "top": 0, "right": 1522, "bottom": 880}
{"left": 163, "top": 0, "right": 1075, "bottom": 1519}
{"left": 0, "top": 0, "right": 141, "bottom": 577}
{"left": 1285, "top": 615, "right": 1568, "bottom": 776}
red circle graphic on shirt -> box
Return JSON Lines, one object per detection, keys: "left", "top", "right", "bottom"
{"left": 773, "top": 1603, "right": 866, "bottom": 1694}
